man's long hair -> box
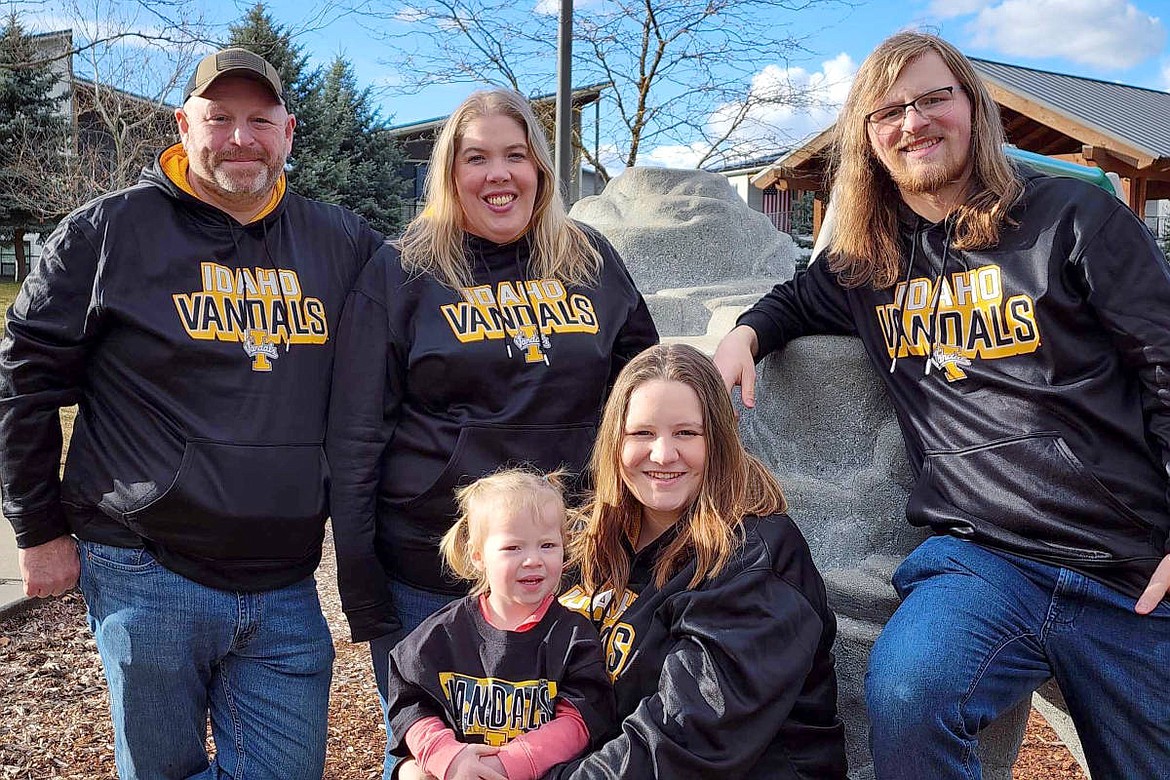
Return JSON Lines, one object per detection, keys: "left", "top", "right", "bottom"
{"left": 572, "top": 344, "right": 786, "bottom": 602}
{"left": 397, "top": 88, "right": 601, "bottom": 289}
{"left": 827, "top": 32, "right": 1022, "bottom": 289}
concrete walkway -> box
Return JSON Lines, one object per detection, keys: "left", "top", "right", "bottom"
{"left": 0, "top": 517, "right": 28, "bottom": 616}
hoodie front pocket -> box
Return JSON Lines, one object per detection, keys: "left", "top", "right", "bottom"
{"left": 113, "top": 440, "right": 328, "bottom": 561}
{"left": 908, "top": 432, "right": 1157, "bottom": 562}
{"left": 399, "top": 422, "right": 597, "bottom": 513}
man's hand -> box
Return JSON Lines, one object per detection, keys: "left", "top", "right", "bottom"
{"left": 18, "top": 535, "right": 80, "bottom": 598}
{"left": 446, "top": 745, "right": 506, "bottom": 780}
{"left": 1135, "top": 552, "right": 1170, "bottom": 615}
{"left": 713, "top": 325, "right": 760, "bottom": 408}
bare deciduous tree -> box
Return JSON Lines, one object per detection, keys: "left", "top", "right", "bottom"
{"left": 353, "top": 0, "right": 849, "bottom": 179}
{"left": 2, "top": 0, "right": 209, "bottom": 276}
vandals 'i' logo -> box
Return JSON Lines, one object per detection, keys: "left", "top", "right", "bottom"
{"left": 509, "top": 325, "right": 551, "bottom": 365}
{"left": 243, "top": 329, "right": 279, "bottom": 371}
{"left": 929, "top": 346, "right": 972, "bottom": 381}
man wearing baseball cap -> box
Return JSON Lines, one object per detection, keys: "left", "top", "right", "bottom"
{"left": 0, "top": 47, "right": 384, "bottom": 778}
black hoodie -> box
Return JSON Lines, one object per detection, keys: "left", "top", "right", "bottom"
{"left": 0, "top": 144, "right": 383, "bottom": 591}
{"left": 550, "top": 514, "right": 847, "bottom": 779}
{"left": 738, "top": 172, "right": 1170, "bottom": 599}
{"left": 327, "top": 229, "right": 658, "bottom": 641}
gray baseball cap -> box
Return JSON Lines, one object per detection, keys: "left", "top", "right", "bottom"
{"left": 184, "top": 48, "right": 284, "bottom": 104}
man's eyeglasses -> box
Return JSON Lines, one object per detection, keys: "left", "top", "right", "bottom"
{"left": 866, "top": 86, "right": 962, "bottom": 129}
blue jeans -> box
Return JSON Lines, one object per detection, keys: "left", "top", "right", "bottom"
{"left": 865, "top": 535, "right": 1170, "bottom": 779}
{"left": 369, "top": 579, "right": 461, "bottom": 780}
{"left": 78, "top": 540, "right": 335, "bottom": 780}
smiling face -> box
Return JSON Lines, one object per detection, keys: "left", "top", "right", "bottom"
{"left": 176, "top": 75, "right": 294, "bottom": 220}
{"left": 866, "top": 50, "right": 973, "bottom": 207}
{"left": 472, "top": 497, "right": 565, "bottom": 627}
{"left": 454, "top": 113, "right": 539, "bottom": 244}
{"left": 620, "top": 379, "right": 707, "bottom": 544}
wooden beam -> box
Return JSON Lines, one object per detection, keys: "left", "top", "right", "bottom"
{"left": 1012, "top": 124, "right": 1058, "bottom": 150}
{"left": 1147, "top": 180, "right": 1170, "bottom": 200}
{"left": 771, "top": 175, "right": 824, "bottom": 192}
{"left": 812, "top": 197, "right": 825, "bottom": 242}
{"left": 1127, "top": 177, "right": 1148, "bottom": 215}
{"left": 1083, "top": 145, "right": 1148, "bottom": 178}
{"left": 781, "top": 126, "right": 835, "bottom": 169}
{"left": 753, "top": 126, "right": 836, "bottom": 190}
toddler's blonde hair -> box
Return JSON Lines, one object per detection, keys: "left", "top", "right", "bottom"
{"left": 440, "top": 467, "right": 571, "bottom": 595}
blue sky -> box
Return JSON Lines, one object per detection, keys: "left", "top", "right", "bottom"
{"left": 13, "top": 0, "right": 1170, "bottom": 167}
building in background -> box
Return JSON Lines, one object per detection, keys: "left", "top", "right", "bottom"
{"left": 1, "top": 29, "right": 176, "bottom": 281}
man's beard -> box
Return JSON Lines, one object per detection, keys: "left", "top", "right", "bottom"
{"left": 205, "top": 151, "right": 283, "bottom": 202}
{"left": 884, "top": 145, "right": 968, "bottom": 196}
{"left": 887, "top": 156, "right": 964, "bottom": 195}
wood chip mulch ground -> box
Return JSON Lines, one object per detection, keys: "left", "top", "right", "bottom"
{"left": 0, "top": 530, "right": 1087, "bottom": 780}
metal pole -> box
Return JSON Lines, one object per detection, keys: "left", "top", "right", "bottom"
{"left": 554, "top": 0, "right": 573, "bottom": 202}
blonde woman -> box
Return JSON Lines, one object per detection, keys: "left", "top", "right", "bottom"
{"left": 326, "top": 88, "right": 656, "bottom": 778}
{"left": 551, "top": 344, "right": 846, "bottom": 778}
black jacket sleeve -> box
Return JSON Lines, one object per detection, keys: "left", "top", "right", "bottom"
{"left": 1075, "top": 201, "right": 1170, "bottom": 551}
{"left": 326, "top": 245, "right": 406, "bottom": 641}
{"left": 736, "top": 259, "right": 858, "bottom": 360}
{"left": 557, "top": 618, "right": 618, "bottom": 747}
{"left": 0, "top": 217, "right": 102, "bottom": 547}
{"left": 551, "top": 560, "right": 832, "bottom": 778}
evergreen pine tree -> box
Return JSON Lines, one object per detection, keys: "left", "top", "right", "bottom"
{"left": 226, "top": 4, "right": 315, "bottom": 118}
{"left": 227, "top": 5, "right": 406, "bottom": 235}
{"left": 0, "top": 14, "right": 69, "bottom": 280}
{"left": 302, "top": 57, "right": 407, "bottom": 235}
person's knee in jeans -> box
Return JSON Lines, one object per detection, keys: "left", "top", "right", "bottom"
{"left": 865, "top": 627, "right": 953, "bottom": 743}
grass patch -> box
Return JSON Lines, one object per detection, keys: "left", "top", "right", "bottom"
{"left": 0, "top": 281, "right": 18, "bottom": 339}
{"left": 0, "top": 280, "right": 75, "bottom": 458}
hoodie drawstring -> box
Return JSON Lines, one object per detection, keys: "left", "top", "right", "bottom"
{"left": 888, "top": 228, "right": 920, "bottom": 375}
{"left": 888, "top": 217, "right": 956, "bottom": 376}
{"left": 922, "top": 218, "right": 956, "bottom": 376}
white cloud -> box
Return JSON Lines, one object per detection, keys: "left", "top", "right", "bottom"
{"left": 19, "top": 13, "right": 77, "bottom": 35}
{"left": 394, "top": 6, "right": 431, "bottom": 23}
{"left": 702, "top": 52, "right": 857, "bottom": 163}
{"left": 19, "top": 7, "right": 188, "bottom": 45}
{"left": 641, "top": 142, "right": 712, "bottom": 169}
{"left": 534, "top": 0, "right": 604, "bottom": 16}
{"left": 637, "top": 53, "right": 857, "bottom": 168}
{"left": 966, "top": 0, "right": 1165, "bottom": 69}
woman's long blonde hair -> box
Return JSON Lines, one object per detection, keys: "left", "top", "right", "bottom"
{"left": 397, "top": 88, "right": 602, "bottom": 290}
{"left": 573, "top": 344, "right": 786, "bottom": 600}
{"left": 827, "top": 31, "right": 1022, "bottom": 289}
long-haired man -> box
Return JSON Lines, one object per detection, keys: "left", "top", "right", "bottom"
{"left": 716, "top": 31, "right": 1170, "bottom": 779}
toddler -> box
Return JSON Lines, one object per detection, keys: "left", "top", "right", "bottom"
{"left": 388, "top": 469, "right": 615, "bottom": 780}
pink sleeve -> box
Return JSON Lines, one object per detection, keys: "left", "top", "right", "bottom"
{"left": 405, "top": 716, "right": 466, "bottom": 780}
{"left": 496, "top": 700, "right": 590, "bottom": 780}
